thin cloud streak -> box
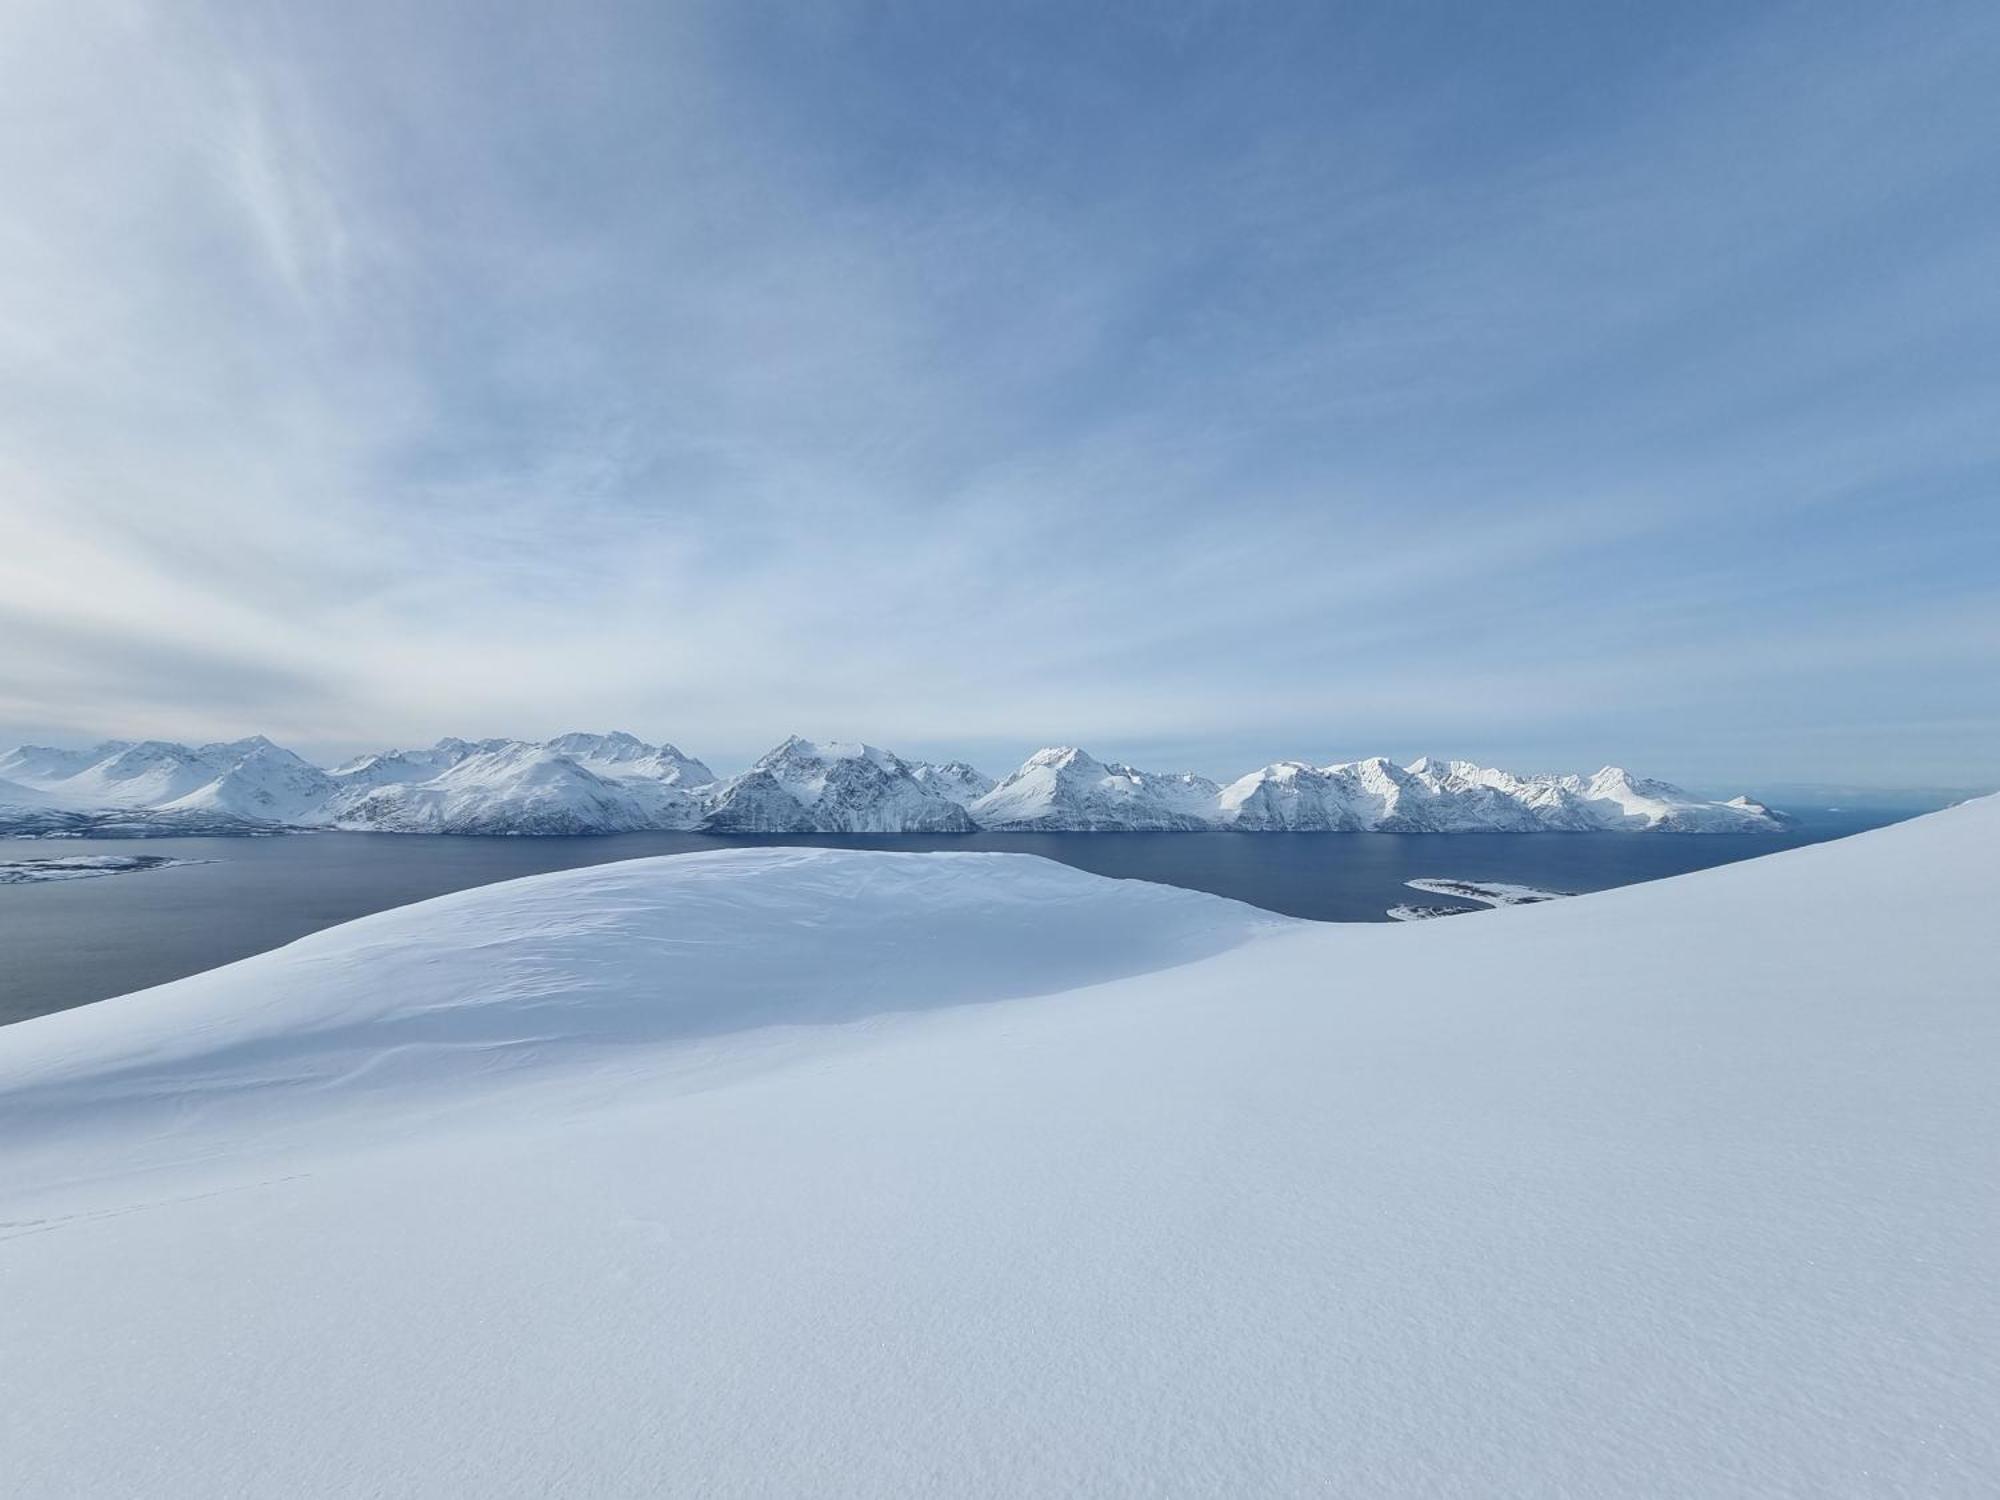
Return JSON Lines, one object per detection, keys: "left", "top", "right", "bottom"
{"left": 0, "top": 1, "right": 1995, "bottom": 786}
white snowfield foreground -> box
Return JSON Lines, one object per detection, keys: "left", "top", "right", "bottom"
{"left": 2, "top": 802, "right": 1994, "bottom": 1496}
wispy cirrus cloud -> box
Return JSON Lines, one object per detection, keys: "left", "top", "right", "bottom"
{"left": 0, "top": 0, "right": 1995, "bottom": 785}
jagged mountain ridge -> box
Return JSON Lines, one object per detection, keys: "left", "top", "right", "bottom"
{"left": 1214, "top": 756, "right": 1781, "bottom": 833}
{"left": 906, "top": 760, "right": 997, "bottom": 807}
{"left": 332, "top": 733, "right": 718, "bottom": 834}
{"left": 0, "top": 732, "right": 1792, "bottom": 835}
{"left": 970, "top": 747, "right": 1221, "bottom": 831}
{"left": 703, "top": 737, "right": 977, "bottom": 833}
{"left": 0, "top": 737, "right": 338, "bottom": 824}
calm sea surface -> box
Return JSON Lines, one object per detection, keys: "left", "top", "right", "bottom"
{"left": 0, "top": 808, "right": 1901, "bottom": 1025}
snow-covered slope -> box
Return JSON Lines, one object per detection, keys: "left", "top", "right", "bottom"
{"left": 154, "top": 738, "right": 340, "bottom": 824}
{"left": 1218, "top": 754, "right": 1786, "bottom": 832}
{"left": 906, "top": 758, "right": 997, "bottom": 806}
{"left": 0, "top": 850, "right": 1265, "bottom": 1119}
{"left": 1570, "top": 764, "right": 1786, "bottom": 830}
{"left": 332, "top": 746, "right": 682, "bottom": 834}
{"left": 0, "top": 774, "right": 52, "bottom": 807}
{"left": 323, "top": 733, "right": 716, "bottom": 833}
{"left": 327, "top": 732, "right": 717, "bottom": 833}
{"left": 0, "top": 736, "right": 333, "bottom": 824}
{"left": 0, "top": 743, "right": 115, "bottom": 784}
{"left": 701, "top": 736, "right": 976, "bottom": 832}
{"left": 970, "top": 746, "right": 1222, "bottom": 829}
{"left": 3, "top": 738, "right": 239, "bottom": 807}
{"left": 0, "top": 731, "right": 718, "bottom": 835}
{"left": 541, "top": 730, "right": 715, "bottom": 788}
{"left": 327, "top": 742, "right": 475, "bottom": 791}
{"left": 1217, "top": 757, "right": 1381, "bottom": 829}
{"left": 1, "top": 800, "right": 1991, "bottom": 1495}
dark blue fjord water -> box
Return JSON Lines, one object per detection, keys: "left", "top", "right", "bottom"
{"left": 0, "top": 808, "right": 1904, "bottom": 1026}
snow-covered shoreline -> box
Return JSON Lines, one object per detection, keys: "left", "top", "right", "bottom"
{"left": 1405, "top": 877, "right": 1574, "bottom": 905}
{"left": 1389, "top": 877, "right": 1574, "bottom": 920}
{"left": 0, "top": 853, "right": 207, "bottom": 885}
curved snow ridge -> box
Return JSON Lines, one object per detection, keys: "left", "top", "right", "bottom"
{"left": 0, "top": 848, "right": 1288, "bottom": 1115}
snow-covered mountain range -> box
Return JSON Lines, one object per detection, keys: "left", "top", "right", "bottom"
{"left": 1215, "top": 755, "right": 1781, "bottom": 833}
{"left": 0, "top": 732, "right": 1792, "bottom": 835}
{"left": 331, "top": 732, "right": 716, "bottom": 835}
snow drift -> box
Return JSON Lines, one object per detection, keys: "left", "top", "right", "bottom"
{"left": 0, "top": 850, "right": 1269, "bottom": 1127}
{"left": 2, "top": 799, "right": 1993, "bottom": 1495}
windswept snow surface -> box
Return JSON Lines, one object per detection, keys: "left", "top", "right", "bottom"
{"left": 2, "top": 804, "right": 1995, "bottom": 1495}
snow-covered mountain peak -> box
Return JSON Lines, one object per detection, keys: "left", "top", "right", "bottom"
{"left": 701, "top": 737, "right": 975, "bottom": 833}
{"left": 1725, "top": 795, "right": 1776, "bottom": 814}
{"left": 450, "top": 745, "right": 578, "bottom": 782}
{"left": 207, "top": 737, "right": 316, "bottom": 774}
{"left": 746, "top": 737, "right": 916, "bottom": 797}
{"left": 971, "top": 746, "right": 1215, "bottom": 831}
{"left": 1220, "top": 760, "right": 1370, "bottom": 831}
{"left": 329, "top": 740, "right": 701, "bottom": 836}
{"left": 201, "top": 734, "right": 280, "bottom": 755}
{"left": 1338, "top": 755, "right": 1408, "bottom": 797}
{"left": 923, "top": 759, "right": 988, "bottom": 780}
{"left": 1325, "top": 755, "right": 1397, "bottom": 777}
{"left": 906, "top": 760, "right": 997, "bottom": 806}
{"left": 330, "top": 743, "right": 471, "bottom": 790}
{"left": 759, "top": 735, "right": 898, "bottom": 769}
{"left": 0, "top": 743, "right": 121, "bottom": 785}
{"left": 0, "top": 736, "right": 337, "bottom": 823}
{"left": 431, "top": 736, "right": 511, "bottom": 760}
{"left": 542, "top": 732, "right": 715, "bottom": 787}
{"left": 545, "top": 730, "right": 649, "bottom": 761}
{"left": 1587, "top": 765, "right": 1682, "bottom": 798}
{"left": 0, "top": 737, "right": 324, "bottom": 820}
{"left": 1021, "top": 745, "right": 1090, "bottom": 772}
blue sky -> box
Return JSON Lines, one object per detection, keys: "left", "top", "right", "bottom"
{"left": 1, "top": 1, "right": 1995, "bottom": 788}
